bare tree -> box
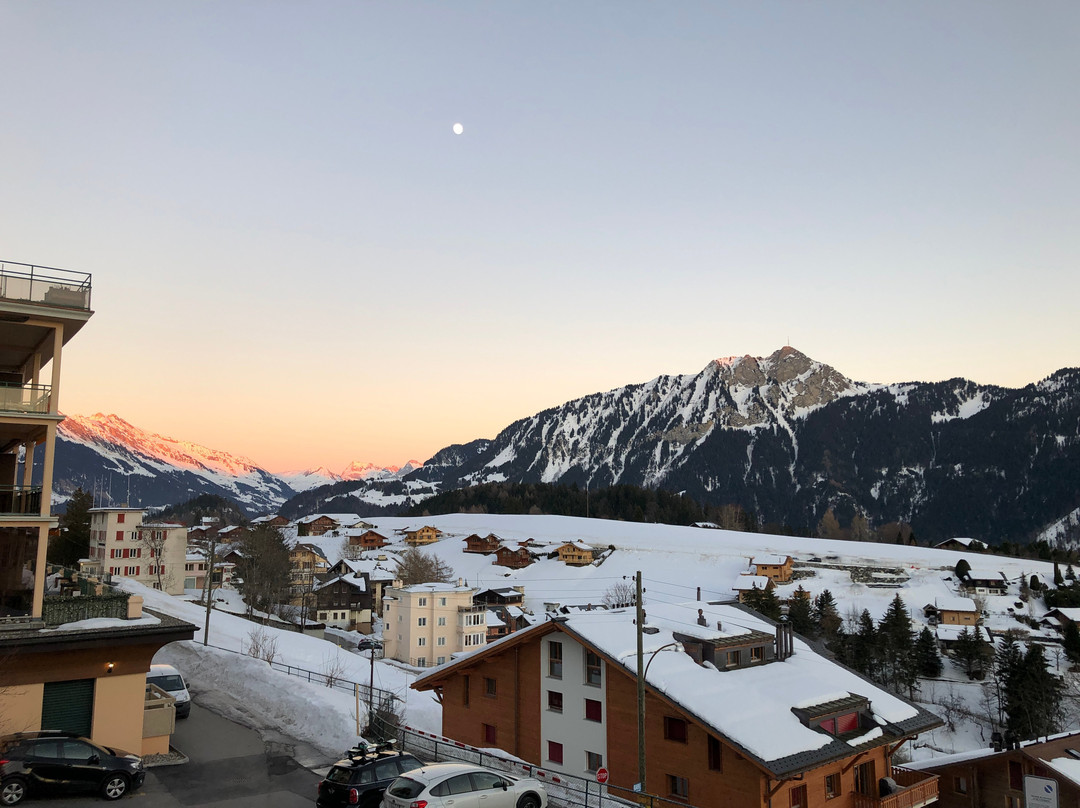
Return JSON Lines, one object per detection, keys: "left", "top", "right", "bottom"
{"left": 137, "top": 527, "right": 172, "bottom": 592}
{"left": 396, "top": 548, "right": 454, "bottom": 586}
{"left": 602, "top": 580, "right": 636, "bottom": 609}
{"left": 322, "top": 651, "right": 348, "bottom": 688}
{"left": 245, "top": 625, "right": 279, "bottom": 664}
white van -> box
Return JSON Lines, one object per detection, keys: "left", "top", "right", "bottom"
{"left": 147, "top": 663, "right": 191, "bottom": 719}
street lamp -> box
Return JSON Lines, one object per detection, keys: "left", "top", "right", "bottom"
{"left": 636, "top": 638, "right": 683, "bottom": 794}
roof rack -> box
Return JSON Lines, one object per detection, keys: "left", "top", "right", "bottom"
{"left": 345, "top": 739, "right": 396, "bottom": 761}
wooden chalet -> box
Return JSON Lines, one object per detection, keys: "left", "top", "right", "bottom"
{"left": 556, "top": 540, "right": 595, "bottom": 566}
{"left": 464, "top": 533, "right": 503, "bottom": 554}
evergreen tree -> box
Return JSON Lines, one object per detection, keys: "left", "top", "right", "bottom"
{"left": 1064, "top": 621, "right": 1080, "bottom": 664}
{"left": 954, "top": 558, "right": 971, "bottom": 581}
{"left": 851, "top": 610, "right": 879, "bottom": 678}
{"left": 1068, "top": 565, "right": 1077, "bottom": 582}
{"left": 786, "top": 586, "right": 814, "bottom": 636}
{"left": 812, "top": 590, "right": 842, "bottom": 643}
{"left": 236, "top": 524, "right": 292, "bottom": 616}
{"left": 915, "top": 627, "right": 943, "bottom": 678}
{"left": 878, "top": 595, "right": 918, "bottom": 695}
{"left": 48, "top": 487, "right": 94, "bottom": 568}
{"left": 1055, "top": 562, "right": 1064, "bottom": 587}
{"left": 744, "top": 585, "right": 782, "bottom": 621}
{"left": 991, "top": 635, "right": 1024, "bottom": 728}
{"left": 1005, "top": 645, "right": 1063, "bottom": 741}
{"left": 953, "top": 627, "right": 990, "bottom": 679}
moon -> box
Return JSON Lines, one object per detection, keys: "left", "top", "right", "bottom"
{"left": 452, "top": 122, "right": 464, "bottom": 135}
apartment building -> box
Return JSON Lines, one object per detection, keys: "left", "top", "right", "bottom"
{"left": 0, "top": 260, "right": 195, "bottom": 754}
{"left": 414, "top": 602, "right": 942, "bottom": 808}
{"left": 87, "top": 508, "right": 187, "bottom": 595}
{"left": 383, "top": 581, "right": 485, "bottom": 667}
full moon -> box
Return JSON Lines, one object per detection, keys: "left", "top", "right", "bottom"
{"left": 452, "top": 122, "right": 464, "bottom": 135}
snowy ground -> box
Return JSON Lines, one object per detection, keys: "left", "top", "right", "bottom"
{"left": 125, "top": 513, "right": 1070, "bottom": 764}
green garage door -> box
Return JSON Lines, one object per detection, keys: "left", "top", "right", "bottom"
{"left": 41, "top": 679, "right": 95, "bottom": 737}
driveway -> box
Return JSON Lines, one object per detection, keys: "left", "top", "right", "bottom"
{"left": 42, "top": 702, "right": 326, "bottom": 807}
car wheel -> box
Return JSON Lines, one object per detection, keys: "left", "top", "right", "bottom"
{"left": 517, "top": 793, "right": 540, "bottom": 808}
{"left": 101, "top": 773, "right": 130, "bottom": 800}
{"left": 0, "top": 777, "right": 27, "bottom": 806}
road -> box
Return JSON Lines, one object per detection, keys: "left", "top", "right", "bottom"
{"left": 47, "top": 702, "right": 326, "bottom": 807}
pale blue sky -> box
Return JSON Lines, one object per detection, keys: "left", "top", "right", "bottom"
{"left": 2, "top": 2, "right": 1077, "bottom": 470}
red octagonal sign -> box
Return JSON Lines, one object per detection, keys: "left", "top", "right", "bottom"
{"left": 596, "top": 768, "right": 610, "bottom": 784}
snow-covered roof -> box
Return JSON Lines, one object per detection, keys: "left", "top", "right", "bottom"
{"left": 966, "top": 568, "right": 1005, "bottom": 582}
{"left": 486, "top": 610, "right": 506, "bottom": 627}
{"left": 393, "top": 582, "right": 474, "bottom": 594}
{"left": 935, "top": 624, "right": 991, "bottom": 642}
{"left": 315, "top": 575, "right": 367, "bottom": 593}
{"left": 753, "top": 554, "right": 790, "bottom": 566}
{"left": 1046, "top": 607, "right": 1080, "bottom": 622}
{"left": 934, "top": 537, "right": 983, "bottom": 548}
{"left": 560, "top": 540, "right": 593, "bottom": 552}
{"left": 934, "top": 596, "right": 977, "bottom": 613}
{"left": 733, "top": 575, "right": 771, "bottom": 592}
{"left": 415, "top": 602, "right": 939, "bottom": 777}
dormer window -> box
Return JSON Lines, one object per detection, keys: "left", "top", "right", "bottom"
{"left": 791, "top": 694, "right": 870, "bottom": 736}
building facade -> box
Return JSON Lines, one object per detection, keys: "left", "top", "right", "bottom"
{"left": 383, "top": 582, "right": 486, "bottom": 667}
{"left": 87, "top": 508, "right": 187, "bottom": 595}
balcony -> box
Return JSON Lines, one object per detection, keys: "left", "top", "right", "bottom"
{"left": 0, "top": 260, "right": 92, "bottom": 311}
{"left": 0, "top": 485, "right": 43, "bottom": 516}
{"left": 851, "top": 768, "right": 939, "bottom": 808}
{"left": 0, "top": 383, "right": 51, "bottom": 414}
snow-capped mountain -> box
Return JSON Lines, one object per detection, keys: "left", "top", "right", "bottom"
{"left": 296, "top": 347, "right": 1080, "bottom": 544}
{"left": 275, "top": 467, "right": 343, "bottom": 493}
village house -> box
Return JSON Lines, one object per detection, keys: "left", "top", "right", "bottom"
{"left": 923, "top": 596, "right": 979, "bottom": 626}
{"left": 934, "top": 624, "right": 992, "bottom": 653}
{"left": 556, "top": 540, "right": 595, "bottom": 566}
{"left": 906, "top": 731, "right": 1080, "bottom": 808}
{"left": 494, "top": 542, "right": 534, "bottom": 569}
{"left": 324, "top": 557, "right": 398, "bottom": 617}
{"left": 0, "top": 261, "right": 197, "bottom": 755}
{"left": 183, "top": 550, "right": 208, "bottom": 591}
{"left": 216, "top": 524, "right": 246, "bottom": 542}
{"left": 732, "top": 573, "right": 774, "bottom": 603}
{"left": 87, "top": 508, "right": 188, "bottom": 595}
{"left": 250, "top": 514, "right": 290, "bottom": 528}
{"left": 474, "top": 587, "right": 531, "bottom": 642}
{"left": 288, "top": 542, "right": 330, "bottom": 603}
{"left": 464, "top": 533, "right": 503, "bottom": 554}
{"left": 404, "top": 525, "right": 443, "bottom": 547}
{"left": 413, "top": 602, "right": 942, "bottom": 808}
{"left": 752, "top": 554, "right": 794, "bottom": 583}
{"left": 315, "top": 573, "right": 374, "bottom": 632}
{"left": 933, "top": 537, "right": 987, "bottom": 553}
{"left": 296, "top": 514, "right": 339, "bottom": 536}
{"left": 1042, "top": 607, "right": 1080, "bottom": 634}
{"left": 961, "top": 569, "right": 1008, "bottom": 596}
{"left": 346, "top": 529, "right": 389, "bottom": 551}
{"left": 383, "top": 581, "right": 486, "bottom": 667}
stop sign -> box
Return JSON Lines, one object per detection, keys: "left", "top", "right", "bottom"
{"left": 596, "top": 767, "right": 610, "bottom": 784}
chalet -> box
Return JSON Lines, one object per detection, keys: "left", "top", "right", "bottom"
{"left": 346, "top": 529, "right": 390, "bottom": 551}
{"left": 413, "top": 602, "right": 942, "bottom": 808}
{"left": 556, "top": 540, "right": 595, "bottom": 566}
{"left": 962, "top": 569, "right": 1008, "bottom": 596}
{"left": 923, "top": 596, "right": 979, "bottom": 626}
{"left": 216, "top": 524, "right": 246, "bottom": 541}
{"left": 297, "top": 514, "right": 340, "bottom": 536}
{"left": 404, "top": 525, "right": 442, "bottom": 546}
{"left": 934, "top": 624, "right": 991, "bottom": 652}
{"left": 324, "top": 557, "right": 398, "bottom": 617}
{"left": 933, "top": 537, "right": 987, "bottom": 553}
{"left": 289, "top": 543, "right": 330, "bottom": 602}
{"left": 464, "top": 533, "right": 503, "bottom": 554}
{"left": 251, "top": 515, "right": 290, "bottom": 528}
{"left": 752, "top": 554, "right": 793, "bottom": 583}
{"left": 187, "top": 525, "right": 213, "bottom": 543}
{"left": 494, "top": 542, "right": 534, "bottom": 569}
{"left": 732, "top": 574, "right": 774, "bottom": 603}
{"left": 906, "top": 731, "right": 1080, "bottom": 808}
{"left": 474, "top": 587, "right": 526, "bottom": 607}
{"left": 475, "top": 588, "right": 530, "bottom": 642}
{"left": 315, "top": 574, "right": 374, "bottom": 632}
{"left": 1042, "top": 607, "right": 1080, "bottom": 632}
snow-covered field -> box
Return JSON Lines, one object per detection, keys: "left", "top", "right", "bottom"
{"left": 124, "top": 513, "right": 1069, "bottom": 764}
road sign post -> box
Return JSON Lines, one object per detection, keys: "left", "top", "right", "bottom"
{"left": 597, "top": 767, "right": 610, "bottom": 785}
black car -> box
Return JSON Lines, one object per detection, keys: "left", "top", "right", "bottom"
{"left": 316, "top": 742, "right": 422, "bottom": 808}
{"left": 356, "top": 638, "right": 383, "bottom": 652}
{"left": 0, "top": 731, "right": 145, "bottom": 805}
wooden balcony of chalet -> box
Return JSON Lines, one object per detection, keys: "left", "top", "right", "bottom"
{"left": 852, "top": 767, "right": 938, "bottom": 808}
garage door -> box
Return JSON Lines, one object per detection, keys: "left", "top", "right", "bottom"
{"left": 41, "top": 678, "right": 95, "bottom": 737}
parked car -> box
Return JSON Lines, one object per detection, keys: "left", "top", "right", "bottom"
{"left": 317, "top": 742, "right": 423, "bottom": 808}
{"left": 0, "top": 730, "right": 145, "bottom": 805}
{"left": 146, "top": 663, "right": 192, "bottom": 719}
{"left": 382, "top": 763, "right": 547, "bottom": 808}
{"left": 357, "top": 638, "right": 383, "bottom": 652}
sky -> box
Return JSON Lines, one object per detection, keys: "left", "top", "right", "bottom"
{"left": 1, "top": 2, "right": 1077, "bottom": 473}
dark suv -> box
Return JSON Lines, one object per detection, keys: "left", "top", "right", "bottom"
{"left": 0, "top": 731, "right": 145, "bottom": 804}
{"left": 316, "top": 742, "right": 423, "bottom": 808}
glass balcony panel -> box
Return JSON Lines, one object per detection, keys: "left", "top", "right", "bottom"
{"left": 0, "top": 261, "right": 92, "bottom": 310}
{"left": 0, "top": 383, "right": 51, "bottom": 414}
{"left": 0, "top": 486, "right": 44, "bottom": 516}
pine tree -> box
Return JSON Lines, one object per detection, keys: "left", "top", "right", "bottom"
{"left": 787, "top": 586, "right": 814, "bottom": 636}
{"left": 812, "top": 590, "right": 842, "bottom": 642}
{"left": 1055, "top": 562, "right": 1064, "bottom": 587}
{"left": 851, "top": 610, "right": 879, "bottom": 678}
{"left": 745, "top": 585, "right": 782, "bottom": 621}
{"left": 48, "top": 487, "right": 93, "bottom": 568}
{"left": 955, "top": 558, "right": 971, "bottom": 581}
{"left": 915, "top": 627, "right": 943, "bottom": 678}
{"left": 953, "top": 627, "right": 990, "bottom": 679}
{"left": 991, "top": 635, "right": 1023, "bottom": 728}
{"left": 1064, "top": 621, "right": 1080, "bottom": 664}
{"left": 1005, "top": 645, "right": 1063, "bottom": 741}
{"left": 1068, "top": 565, "right": 1077, "bottom": 582}
{"left": 878, "top": 595, "right": 918, "bottom": 695}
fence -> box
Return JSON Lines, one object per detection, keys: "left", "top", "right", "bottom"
{"left": 392, "top": 723, "right": 701, "bottom": 808}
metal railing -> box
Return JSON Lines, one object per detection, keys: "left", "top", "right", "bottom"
{"left": 0, "top": 485, "right": 43, "bottom": 516}
{"left": 0, "top": 260, "right": 92, "bottom": 310}
{"left": 395, "top": 724, "right": 702, "bottom": 808}
{"left": 851, "top": 768, "right": 939, "bottom": 808}
{"left": 0, "top": 383, "right": 51, "bottom": 414}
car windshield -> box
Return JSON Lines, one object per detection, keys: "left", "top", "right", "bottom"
{"left": 387, "top": 777, "right": 425, "bottom": 799}
{"left": 326, "top": 766, "right": 355, "bottom": 785}
{"left": 148, "top": 675, "right": 185, "bottom": 691}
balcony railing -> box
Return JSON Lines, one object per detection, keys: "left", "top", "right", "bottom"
{"left": 0, "top": 383, "right": 51, "bottom": 414}
{"left": 0, "top": 260, "right": 92, "bottom": 311}
{"left": 0, "top": 486, "right": 43, "bottom": 516}
{"left": 851, "top": 768, "right": 939, "bottom": 808}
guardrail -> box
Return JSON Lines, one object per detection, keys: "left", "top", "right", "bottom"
{"left": 0, "top": 485, "right": 43, "bottom": 516}
{"left": 0, "top": 383, "right": 51, "bottom": 414}
{"left": 0, "top": 260, "right": 92, "bottom": 310}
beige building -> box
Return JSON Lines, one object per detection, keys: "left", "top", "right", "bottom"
{"left": 383, "top": 581, "right": 486, "bottom": 667}
{"left": 87, "top": 508, "right": 187, "bottom": 595}
{"left": 0, "top": 260, "right": 195, "bottom": 755}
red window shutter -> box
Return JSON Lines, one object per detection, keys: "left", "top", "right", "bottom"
{"left": 837, "top": 712, "right": 859, "bottom": 733}
{"left": 116, "top": 531, "right": 123, "bottom": 542}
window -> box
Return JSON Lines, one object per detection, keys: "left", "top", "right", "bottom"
{"left": 825, "top": 773, "right": 840, "bottom": 799}
{"left": 483, "top": 723, "right": 497, "bottom": 744}
{"left": 664, "top": 716, "right": 688, "bottom": 743}
{"left": 708, "top": 736, "right": 722, "bottom": 771}
{"left": 549, "top": 642, "right": 563, "bottom": 678}
{"left": 854, "top": 761, "right": 876, "bottom": 796}
{"left": 789, "top": 784, "right": 806, "bottom": 808}
{"left": 437, "top": 637, "right": 446, "bottom": 646}
{"left": 116, "top": 530, "right": 123, "bottom": 542}
{"left": 417, "top": 657, "right": 426, "bottom": 667}
{"left": 548, "top": 741, "right": 563, "bottom": 765}
{"left": 668, "top": 775, "right": 689, "bottom": 799}
{"left": 1009, "top": 761, "right": 1023, "bottom": 791}
{"left": 440, "top": 597, "right": 447, "bottom": 606}
{"left": 465, "top": 633, "right": 483, "bottom": 647}
{"left": 418, "top": 597, "right": 428, "bottom": 606}
{"left": 954, "top": 776, "right": 968, "bottom": 795}
{"left": 726, "top": 651, "right": 739, "bottom": 668}
{"left": 585, "top": 699, "right": 602, "bottom": 722}
{"left": 418, "top": 637, "right": 426, "bottom": 646}
{"left": 484, "top": 677, "right": 497, "bottom": 697}
{"left": 585, "top": 651, "right": 602, "bottom": 685}
{"left": 117, "top": 513, "right": 125, "bottom": 523}
{"left": 438, "top": 617, "right": 447, "bottom": 626}
{"left": 751, "top": 646, "right": 764, "bottom": 662}
{"left": 437, "top": 656, "right": 446, "bottom": 665}
{"left": 586, "top": 751, "right": 603, "bottom": 773}
{"left": 418, "top": 617, "right": 427, "bottom": 626}
{"left": 836, "top": 712, "right": 859, "bottom": 733}
{"left": 548, "top": 691, "right": 563, "bottom": 712}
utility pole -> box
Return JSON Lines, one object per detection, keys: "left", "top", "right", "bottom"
{"left": 636, "top": 570, "right": 645, "bottom": 793}
{"left": 202, "top": 534, "right": 217, "bottom": 647}
{"left": 369, "top": 643, "right": 376, "bottom": 735}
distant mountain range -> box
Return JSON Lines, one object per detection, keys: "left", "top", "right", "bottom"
{"left": 43, "top": 348, "right": 1080, "bottom": 545}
